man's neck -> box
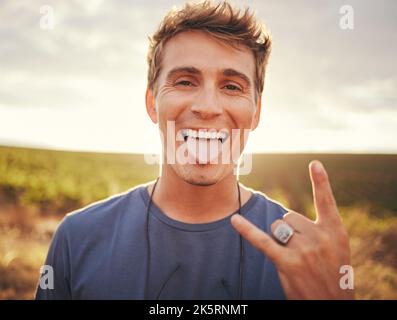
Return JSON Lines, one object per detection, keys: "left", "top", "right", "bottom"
{"left": 147, "top": 165, "right": 251, "bottom": 224}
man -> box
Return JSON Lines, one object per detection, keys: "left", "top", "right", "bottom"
{"left": 36, "top": 1, "right": 353, "bottom": 300}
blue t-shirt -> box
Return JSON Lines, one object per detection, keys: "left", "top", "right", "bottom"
{"left": 35, "top": 184, "right": 288, "bottom": 300}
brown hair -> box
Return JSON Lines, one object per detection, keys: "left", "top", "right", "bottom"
{"left": 146, "top": 0, "right": 272, "bottom": 100}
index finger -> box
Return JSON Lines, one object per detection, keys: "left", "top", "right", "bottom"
{"left": 231, "top": 214, "right": 287, "bottom": 266}
{"left": 309, "top": 160, "right": 341, "bottom": 226}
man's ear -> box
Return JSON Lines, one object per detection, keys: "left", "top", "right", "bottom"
{"left": 251, "top": 96, "right": 262, "bottom": 131}
{"left": 145, "top": 87, "right": 158, "bottom": 124}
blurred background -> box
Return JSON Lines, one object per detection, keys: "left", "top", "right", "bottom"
{"left": 1, "top": 0, "right": 396, "bottom": 299}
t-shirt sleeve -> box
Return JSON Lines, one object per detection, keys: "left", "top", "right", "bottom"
{"left": 35, "top": 217, "right": 72, "bottom": 300}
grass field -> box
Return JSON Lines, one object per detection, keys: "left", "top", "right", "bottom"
{"left": 0, "top": 145, "right": 396, "bottom": 299}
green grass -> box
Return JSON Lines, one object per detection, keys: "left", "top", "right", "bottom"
{"left": 239, "top": 153, "right": 397, "bottom": 215}
{"left": 2, "top": 145, "right": 397, "bottom": 215}
{"left": 0, "top": 145, "right": 158, "bottom": 214}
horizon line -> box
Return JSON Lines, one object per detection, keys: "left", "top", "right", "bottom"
{"left": 1, "top": 143, "right": 397, "bottom": 156}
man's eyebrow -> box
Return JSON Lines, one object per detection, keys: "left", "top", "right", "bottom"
{"left": 222, "top": 68, "right": 252, "bottom": 87}
{"left": 165, "top": 66, "right": 252, "bottom": 87}
{"left": 166, "top": 66, "right": 201, "bottom": 79}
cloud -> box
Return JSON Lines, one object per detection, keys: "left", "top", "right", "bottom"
{"left": 0, "top": 0, "right": 396, "bottom": 152}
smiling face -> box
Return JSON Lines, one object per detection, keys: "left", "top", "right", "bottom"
{"left": 146, "top": 30, "right": 262, "bottom": 186}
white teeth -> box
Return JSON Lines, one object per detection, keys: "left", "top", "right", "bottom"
{"left": 180, "top": 129, "right": 229, "bottom": 143}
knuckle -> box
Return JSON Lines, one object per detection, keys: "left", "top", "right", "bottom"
{"left": 287, "top": 254, "right": 304, "bottom": 272}
{"left": 283, "top": 211, "right": 303, "bottom": 224}
{"left": 270, "top": 219, "right": 283, "bottom": 233}
{"left": 299, "top": 244, "right": 317, "bottom": 257}
{"left": 317, "top": 234, "right": 333, "bottom": 256}
{"left": 317, "top": 230, "right": 332, "bottom": 245}
{"left": 283, "top": 212, "right": 294, "bottom": 219}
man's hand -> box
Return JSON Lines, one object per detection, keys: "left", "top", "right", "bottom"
{"left": 231, "top": 160, "right": 354, "bottom": 299}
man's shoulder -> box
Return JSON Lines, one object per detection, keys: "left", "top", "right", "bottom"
{"left": 59, "top": 182, "right": 149, "bottom": 234}
{"left": 253, "top": 189, "right": 289, "bottom": 213}
{"left": 244, "top": 187, "right": 290, "bottom": 228}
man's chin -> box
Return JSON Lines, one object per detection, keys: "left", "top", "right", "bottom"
{"left": 184, "top": 179, "right": 217, "bottom": 187}
{"left": 172, "top": 162, "right": 227, "bottom": 186}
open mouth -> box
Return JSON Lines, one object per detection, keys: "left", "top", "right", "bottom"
{"left": 180, "top": 128, "right": 229, "bottom": 144}
{"left": 178, "top": 128, "right": 230, "bottom": 165}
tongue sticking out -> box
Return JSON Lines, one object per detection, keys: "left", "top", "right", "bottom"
{"left": 186, "top": 136, "right": 223, "bottom": 164}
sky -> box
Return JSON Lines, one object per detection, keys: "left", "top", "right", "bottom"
{"left": 1, "top": 0, "right": 396, "bottom": 154}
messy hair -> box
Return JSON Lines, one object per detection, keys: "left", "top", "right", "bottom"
{"left": 147, "top": 0, "right": 272, "bottom": 100}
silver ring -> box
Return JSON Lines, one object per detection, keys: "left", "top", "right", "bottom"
{"left": 273, "top": 222, "right": 294, "bottom": 245}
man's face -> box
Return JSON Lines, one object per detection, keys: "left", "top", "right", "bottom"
{"left": 146, "top": 30, "right": 261, "bottom": 186}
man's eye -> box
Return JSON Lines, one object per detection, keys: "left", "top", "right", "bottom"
{"left": 176, "top": 80, "right": 193, "bottom": 86}
{"left": 224, "top": 84, "right": 241, "bottom": 91}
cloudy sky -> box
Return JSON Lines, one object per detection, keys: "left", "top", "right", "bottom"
{"left": 1, "top": 0, "right": 396, "bottom": 154}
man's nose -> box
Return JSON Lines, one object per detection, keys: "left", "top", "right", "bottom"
{"left": 190, "top": 87, "right": 223, "bottom": 119}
